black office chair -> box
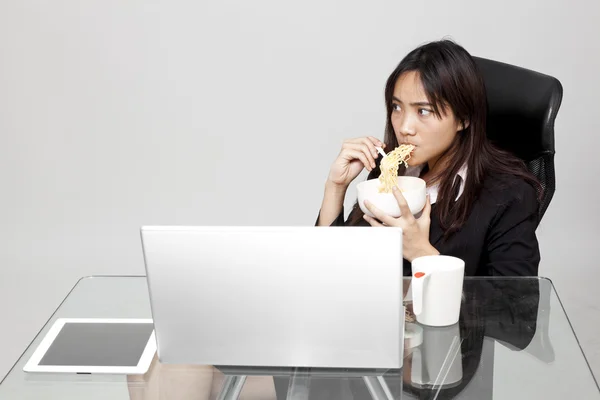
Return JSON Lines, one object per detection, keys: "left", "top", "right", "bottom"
{"left": 473, "top": 58, "right": 562, "bottom": 372}
{"left": 474, "top": 57, "right": 563, "bottom": 222}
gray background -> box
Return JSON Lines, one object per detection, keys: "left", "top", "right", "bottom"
{"left": 1, "top": 0, "right": 599, "bottom": 383}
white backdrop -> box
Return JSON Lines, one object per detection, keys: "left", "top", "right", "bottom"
{"left": 1, "top": 0, "right": 599, "bottom": 381}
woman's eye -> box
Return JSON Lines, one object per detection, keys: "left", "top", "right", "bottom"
{"left": 419, "top": 108, "right": 432, "bottom": 116}
{"left": 392, "top": 104, "right": 402, "bottom": 112}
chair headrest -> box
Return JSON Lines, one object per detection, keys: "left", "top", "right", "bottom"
{"left": 474, "top": 57, "right": 563, "bottom": 162}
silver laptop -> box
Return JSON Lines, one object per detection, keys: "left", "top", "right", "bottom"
{"left": 141, "top": 226, "right": 403, "bottom": 369}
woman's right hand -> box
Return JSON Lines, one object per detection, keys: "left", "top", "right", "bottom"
{"left": 327, "top": 136, "right": 384, "bottom": 188}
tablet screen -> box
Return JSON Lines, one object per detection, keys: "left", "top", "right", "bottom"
{"left": 39, "top": 322, "right": 154, "bottom": 367}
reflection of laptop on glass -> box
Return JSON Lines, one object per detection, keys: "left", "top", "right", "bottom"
{"left": 141, "top": 226, "right": 404, "bottom": 369}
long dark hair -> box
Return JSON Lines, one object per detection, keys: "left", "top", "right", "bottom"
{"left": 346, "top": 39, "right": 540, "bottom": 237}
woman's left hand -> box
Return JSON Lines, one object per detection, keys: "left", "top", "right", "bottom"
{"left": 363, "top": 186, "right": 439, "bottom": 262}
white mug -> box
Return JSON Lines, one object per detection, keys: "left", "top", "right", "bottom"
{"left": 411, "top": 255, "right": 465, "bottom": 327}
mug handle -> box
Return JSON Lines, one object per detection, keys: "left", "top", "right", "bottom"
{"left": 411, "top": 272, "right": 429, "bottom": 316}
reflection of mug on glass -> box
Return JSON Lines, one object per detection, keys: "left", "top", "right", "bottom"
{"left": 411, "top": 255, "right": 465, "bottom": 327}
{"left": 409, "top": 323, "right": 463, "bottom": 389}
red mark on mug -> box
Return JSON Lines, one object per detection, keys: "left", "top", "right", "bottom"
{"left": 414, "top": 272, "right": 426, "bottom": 278}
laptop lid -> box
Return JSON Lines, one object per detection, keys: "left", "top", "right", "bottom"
{"left": 141, "top": 226, "right": 403, "bottom": 369}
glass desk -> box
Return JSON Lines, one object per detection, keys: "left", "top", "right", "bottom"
{"left": 0, "top": 276, "right": 598, "bottom": 399}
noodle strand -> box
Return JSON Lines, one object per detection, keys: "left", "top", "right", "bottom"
{"left": 378, "top": 144, "right": 415, "bottom": 193}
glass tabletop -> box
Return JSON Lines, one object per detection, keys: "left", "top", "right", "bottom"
{"left": 0, "top": 276, "right": 598, "bottom": 399}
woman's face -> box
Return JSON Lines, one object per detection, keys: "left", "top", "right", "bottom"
{"left": 390, "top": 71, "right": 465, "bottom": 170}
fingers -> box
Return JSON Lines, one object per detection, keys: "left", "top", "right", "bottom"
{"left": 421, "top": 194, "right": 432, "bottom": 218}
{"left": 365, "top": 136, "right": 384, "bottom": 149}
{"left": 342, "top": 142, "right": 377, "bottom": 170}
{"left": 347, "top": 137, "right": 384, "bottom": 161}
{"left": 392, "top": 186, "right": 415, "bottom": 222}
{"left": 338, "top": 136, "right": 385, "bottom": 173}
{"left": 342, "top": 149, "right": 374, "bottom": 172}
{"left": 349, "top": 136, "right": 383, "bottom": 147}
{"left": 363, "top": 213, "right": 384, "bottom": 227}
{"left": 363, "top": 200, "right": 396, "bottom": 226}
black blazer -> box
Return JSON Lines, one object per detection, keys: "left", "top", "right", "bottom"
{"left": 319, "top": 173, "right": 540, "bottom": 277}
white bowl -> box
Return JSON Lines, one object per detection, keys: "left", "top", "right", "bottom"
{"left": 357, "top": 176, "right": 426, "bottom": 218}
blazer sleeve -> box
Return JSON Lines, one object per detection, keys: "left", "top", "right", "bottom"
{"left": 484, "top": 181, "right": 541, "bottom": 276}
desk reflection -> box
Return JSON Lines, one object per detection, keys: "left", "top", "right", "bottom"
{"left": 126, "top": 278, "right": 544, "bottom": 400}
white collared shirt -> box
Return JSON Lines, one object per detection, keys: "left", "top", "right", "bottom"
{"left": 404, "top": 164, "right": 468, "bottom": 204}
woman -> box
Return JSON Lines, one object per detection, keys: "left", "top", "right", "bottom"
{"left": 316, "top": 39, "right": 541, "bottom": 277}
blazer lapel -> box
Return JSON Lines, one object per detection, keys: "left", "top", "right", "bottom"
{"left": 429, "top": 207, "right": 445, "bottom": 247}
